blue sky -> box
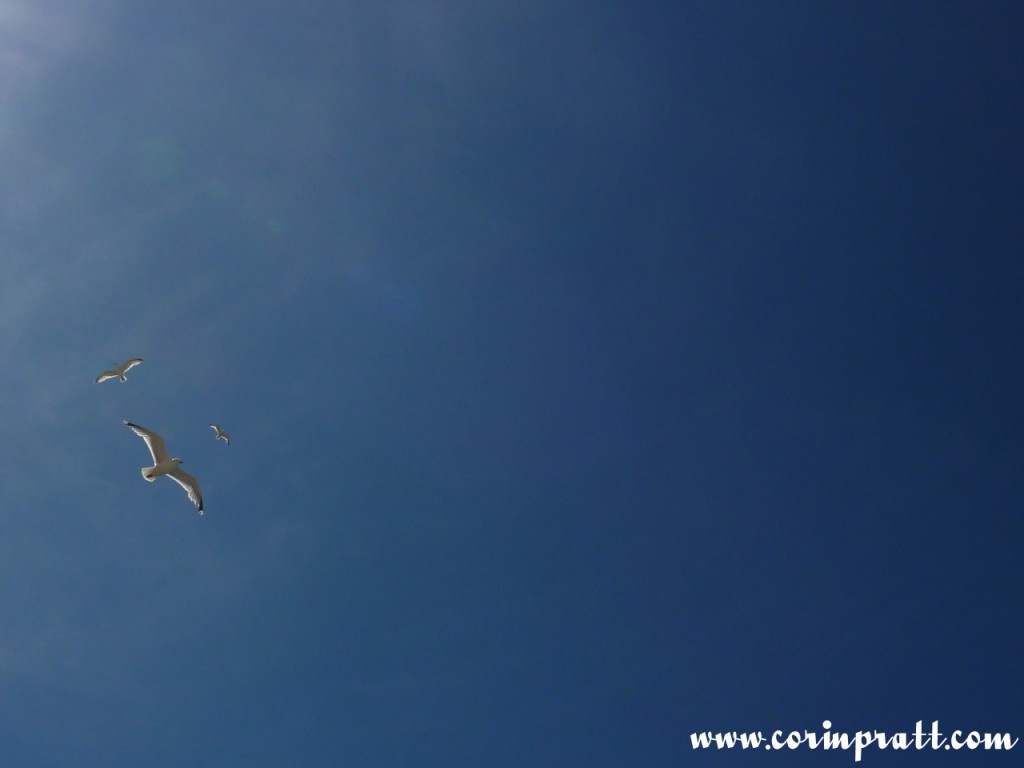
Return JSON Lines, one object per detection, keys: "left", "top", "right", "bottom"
{"left": 1, "top": 2, "right": 1022, "bottom": 766}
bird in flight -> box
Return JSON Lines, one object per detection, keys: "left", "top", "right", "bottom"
{"left": 124, "top": 421, "right": 204, "bottom": 514}
{"left": 209, "top": 424, "right": 231, "bottom": 445}
{"left": 95, "top": 358, "right": 144, "bottom": 383}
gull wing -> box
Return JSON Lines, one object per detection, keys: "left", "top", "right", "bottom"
{"left": 121, "top": 358, "right": 143, "bottom": 372}
{"left": 168, "top": 467, "right": 204, "bottom": 514}
{"left": 124, "top": 421, "right": 171, "bottom": 464}
{"left": 95, "top": 368, "right": 119, "bottom": 383}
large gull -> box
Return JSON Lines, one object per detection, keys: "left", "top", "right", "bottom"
{"left": 124, "top": 421, "right": 204, "bottom": 514}
{"left": 209, "top": 424, "right": 231, "bottom": 445}
{"left": 95, "top": 358, "right": 144, "bottom": 383}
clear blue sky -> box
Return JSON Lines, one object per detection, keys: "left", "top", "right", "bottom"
{"left": 1, "top": 2, "right": 1021, "bottom": 766}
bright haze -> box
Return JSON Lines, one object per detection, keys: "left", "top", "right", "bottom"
{"left": 1, "top": 3, "right": 1021, "bottom": 766}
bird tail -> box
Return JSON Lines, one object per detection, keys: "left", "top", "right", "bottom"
{"left": 119, "top": 374, "right": 127, "bottom": 382}
{"left": 141, "top": 467, "right": 157, "bottom": 482}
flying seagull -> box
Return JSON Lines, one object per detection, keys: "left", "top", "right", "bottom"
{"left": 95, "top": 358, "right": 144, "bottom": 383}
{"left": 123, "top": 421, "right": 204, "bottom": 514}
{"left": 209, "top": 424, "right": 231, "bottom": 445}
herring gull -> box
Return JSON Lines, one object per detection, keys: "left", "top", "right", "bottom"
{"left": 95, "top": 358, "right": 144, "bottom": 383}
{"left": 209, "top": 424, "right": 231, "bottom": 445}
{"left": 123, "top": 421, "right": 204, "bottom": 514}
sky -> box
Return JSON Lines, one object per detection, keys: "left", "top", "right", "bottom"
{"left": 1, "top": 1, "right": 1022, "bottom": 766}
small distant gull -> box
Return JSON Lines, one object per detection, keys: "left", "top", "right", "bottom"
{"left": 209, "top": 424, "right": 231, "bottom": 445}
{"left": 95, "top": 358, "right": 143, "bottom": 383}
{"left": 124, "top": 421, "right": 204, "bottom": 514}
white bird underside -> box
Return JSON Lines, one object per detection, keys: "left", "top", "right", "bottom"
{"left": 209, "top": 423, "right": 230, "bottom": 445}
{"left": 96, "top": 357, "right": 143, "bottom": 383}
{"left": 124, "top": 421, "right": 204, "bottom": 514}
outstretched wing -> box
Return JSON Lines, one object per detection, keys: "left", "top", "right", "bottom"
{"left": 168, "top": 467, "right": 204, "bottom": 514}
{"left": 95, "top": 367, "right": 119, "bottom": 383}
{"left": 124, "top": 421, "right": 170, "bottom": 464}
{"left": 121, "top": 358, "right": 143, "bottom": 372}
